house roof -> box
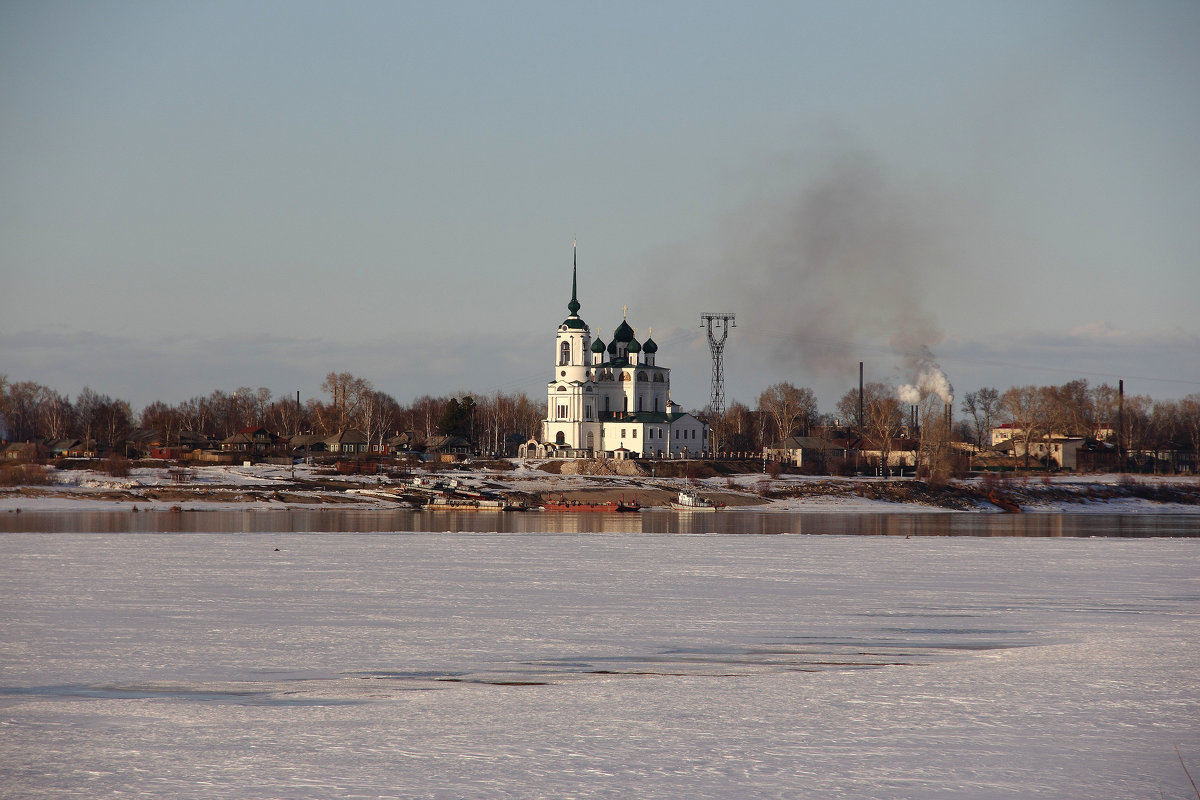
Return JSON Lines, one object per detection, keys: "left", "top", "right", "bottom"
{"left": 290, "top": 433, "right": 326, "bottom": 447}
{"left": 425, "top": 434, "right": 470, "bottom": 451}
{"left": 603, "top": 410, "right": 701, "bottom": 425}
{"left": 325, "top": 429, "right": 367, "bottom": 444}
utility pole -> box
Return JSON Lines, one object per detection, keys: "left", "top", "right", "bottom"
{"left": 701, "top": 312, "right": 735, "bottom": 452}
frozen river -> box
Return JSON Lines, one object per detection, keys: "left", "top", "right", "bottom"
{"left": 2, "top": 522, "right": 1198, "bottom": 798}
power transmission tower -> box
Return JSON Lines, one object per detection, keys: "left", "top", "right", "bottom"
{"left": 701, "top": 312, "right": 736, "bottom": 419}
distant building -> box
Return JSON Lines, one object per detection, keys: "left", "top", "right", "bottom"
{"left": 996, "top": 436, "right": 1086, "bottom": 470}
{"left": 220, "top": 425, "right": 287, "bottom": 458}
{"left": 765, "top": 436, "right": 847, "bottom": 468}
{"left": 525, "top": 246, "right": 708, "bottom": 458}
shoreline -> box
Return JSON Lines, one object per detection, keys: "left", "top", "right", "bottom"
{"left": 2, "top": 462, "right": 1199, "bottom": 515}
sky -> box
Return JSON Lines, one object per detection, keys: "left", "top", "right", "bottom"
{"left": 3, "top": 0, "right": 1199, "bottom": 416}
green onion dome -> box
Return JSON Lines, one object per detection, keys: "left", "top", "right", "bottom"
{"left": 613, "top": 319, "right": 635, "bottom": 343}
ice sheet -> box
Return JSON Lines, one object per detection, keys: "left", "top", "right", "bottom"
{"left": 1, "top": 532, "right": 1197, "bottom": 798}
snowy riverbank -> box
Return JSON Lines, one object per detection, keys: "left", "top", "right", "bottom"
{"left": 2, "top": 461, "right": 1198, "bottom": 515}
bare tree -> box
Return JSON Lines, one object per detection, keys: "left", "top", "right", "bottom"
{"left": 757, "top": 382, "right": 817, "bottom": 445}
{"left": 1, "top": 380, "right": 43, "bottom": 441}
{"left": 961, "top": 387, "right": 1001, "bottom": 448}
{"left": 264, "top": 394, "right": 305, "bottom": 438}
{"left": 140, "top": 401, "right": 182, "bottom": 446}
{"left": 37, "top": 387, "right": 74, "bottom": 440}
{"left": 358, "top": 390, "right": 401, "bottom": 452}
{"left": 1090, "top": 383, "right": 1121, "bottom": 442}
{"left": 863, "top": 382, "right": 902, "bottom": 476}
{"left": 1043, "top": 379, "right": 1093, "bottom": 438}
{"left": 1000, "top": 385, "right": 1048, "bottom": 469}
{"left": 409, "top": 395, "right": 444, "bottom": 443}
{"left": 718, "top": 401, "right": 756, "bottom": 452}
{"left": 1122, "top": 394, "right": 1154, "bottom": 471}
{"left": 322, "top": 372, "right": 373, "bottom": 432}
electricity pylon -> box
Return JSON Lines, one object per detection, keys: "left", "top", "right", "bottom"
{"left": 700, "top": 312, "right": 736, "bottom": 420}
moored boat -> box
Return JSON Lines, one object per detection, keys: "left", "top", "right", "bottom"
{"left": 423, "top": 496, "right": 507, "bottom": 511}
{"left": 669, "top": 489, "right": 725, "bottom": 511}
{"left": 540, "top": 495, "right": 641, "bottom": 512}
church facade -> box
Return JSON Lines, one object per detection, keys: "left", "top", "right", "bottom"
{"left": 524, "top": 249, "right": 709, "bottom": 459}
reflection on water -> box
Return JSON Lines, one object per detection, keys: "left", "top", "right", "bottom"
{"left": 1, "top": 508, "right": 1198, "bottom": 536}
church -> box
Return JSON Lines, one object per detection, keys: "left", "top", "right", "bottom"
{"left": 522, "top": 247, "right": 709, "bottom": 459}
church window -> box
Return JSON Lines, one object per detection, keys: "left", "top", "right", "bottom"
{"left": 632, "top": 429, "right": 637, "bottom": 438}
{"left": 620, "top": 372, "right": 630, "bottom": 381}
{"left": 621, "top": 429, "right": 626, "bottom": 438}
{"left": 556, "top": 385, "right": 566, "bottom": 391}
{"left": 638, "top": 372, "right": 647, "bottom": 382}
{"left": 555, "top": 431, "right": 565, "bottom": 444}
{"left": 560, "top": 341, "right": 570, "bottom": 365}
{"left": 585, "top": 404, "right": 592, "bottom": 419}
{"left": 556, "top": 404, "right": 567, "bottom": 419}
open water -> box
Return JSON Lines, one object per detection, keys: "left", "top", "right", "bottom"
{"left": 2, "top": 508, "right": 1199, "bottom": 536}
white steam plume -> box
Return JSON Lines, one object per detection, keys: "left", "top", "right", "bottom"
{"left": 897, "top": 346, "right": 954, "bottom": 405}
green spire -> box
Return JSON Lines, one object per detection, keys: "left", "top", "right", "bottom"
{"left": 568, "top": 238, "right": 581, "bottom": 316}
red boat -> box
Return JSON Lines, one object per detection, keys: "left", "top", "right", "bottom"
{"left": 541, "top": 496, "right": 641, "bottom": 512}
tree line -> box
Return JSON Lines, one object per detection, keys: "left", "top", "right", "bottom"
{"left": 3, "top": 372, "right": 1197, "bottom": 469}
{"left": 0, "top": 373, "right": 544, "bottom": 455}
{"left": 712, "top": 378, "right": 1199, "bottom": 471}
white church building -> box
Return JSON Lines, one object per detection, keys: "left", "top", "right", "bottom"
{"left": 521, "top": 248, "right": 709, "bottom": 459}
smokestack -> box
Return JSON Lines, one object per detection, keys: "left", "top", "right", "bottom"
{"left": 858, "top": 362, "right": 864, "bottom": 431}
{"left": 1118, "top": 380, "right": 1124, "bottom": 470}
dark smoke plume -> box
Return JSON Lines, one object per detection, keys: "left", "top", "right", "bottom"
{"left": 710, "top": 148, "right": 952, "bottom": 380}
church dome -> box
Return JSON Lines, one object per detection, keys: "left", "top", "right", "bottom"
{"left": 628, "top": 338, "right": 641, "bottom": 354}
{"left": 591, "top": 337, "right": 606, "bottom": 353}
{"left": 642, "top": 337, "right": 658, "bottom": 354}
{"left": 613, "top": 319, "right": 635, "bottom": 343}
{"left": 607, "top": 340, "right": 618, "bottom": 356}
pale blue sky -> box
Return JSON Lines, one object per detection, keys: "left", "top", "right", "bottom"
{"left": 3, "top": 1, "right": 1198, "bottom": 412}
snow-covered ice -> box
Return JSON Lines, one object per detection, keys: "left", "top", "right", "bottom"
{"left": 1, "top": 531, "right": 1197, "bottom": 798}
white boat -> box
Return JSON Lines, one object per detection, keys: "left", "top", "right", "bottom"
{"left": 669, "top": 489, "right": 725, "bottom": 511}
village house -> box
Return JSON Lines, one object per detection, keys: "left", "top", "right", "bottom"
{"left": 323, "top": 429, "right": 369, "bottom": 455}
{"left": 764, "top": 436, "right": 848, "bottom": 469}
{"left": 220, "top": 425, "right": 288, "bottom": 459}
{"left": 996, "top": 436, "right": 1087, "bottom": 470}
